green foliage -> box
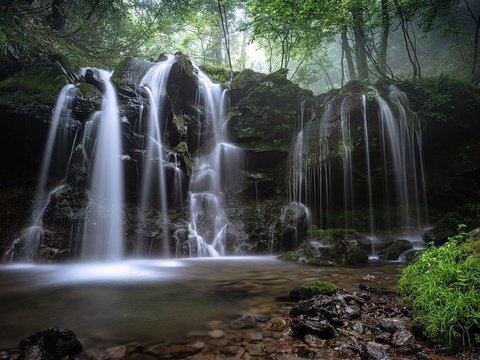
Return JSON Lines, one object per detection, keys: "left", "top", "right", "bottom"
{"left": 299, "top": 280, "right": 339, "bottom": 296}
{"left": 398, "top": 74, "right": 480, "bottom": 126}
{"left": 278, "top": 250, "right": 300, "bottom": 262}
{"left": 397, "top": 226, "right": 480, "bottom": 348}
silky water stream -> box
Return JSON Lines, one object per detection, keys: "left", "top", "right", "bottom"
{"left": 0, "top": 258, "right": 401, "bottom": 349}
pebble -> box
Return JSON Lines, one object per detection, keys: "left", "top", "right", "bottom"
{"left": 208, "top": 329, "right": 225, "bottom": 339}
{"left": 249, "top": 332, "right": 263, "bottom": 341}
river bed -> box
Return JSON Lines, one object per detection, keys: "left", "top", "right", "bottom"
{"left": 0, "top": 257, "right": 401, "bottom": 349}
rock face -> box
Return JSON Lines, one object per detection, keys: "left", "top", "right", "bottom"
{"left": 2, "top": 55, "right": 480, "bottom": 260}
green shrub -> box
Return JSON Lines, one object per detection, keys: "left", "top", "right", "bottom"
{"left": 397, "top": 226, "right": 480, "bottom": 348}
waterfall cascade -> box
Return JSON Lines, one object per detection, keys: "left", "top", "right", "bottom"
{"left": 4, "top": 54, "right": 429, "bottom": 262}
{"left": 288, "top": 85, "right": 428, "bottom": 252}
{"left": 81, "top": 69, "right": 125, "bottom": 261}
{"left": 137, "top": 57, "right": 175, "bottom": 256}
{"left": 187, "top": 70, "right": 243, "bottom": 257}
{"left": 4, "top": 84, "right": 77, "bottom": 260}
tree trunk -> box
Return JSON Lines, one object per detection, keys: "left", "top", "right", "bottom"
{"left": 472, "top": 12, "right": 480, "bottom": 81}
{"left": 51, "top": 0, "right": 65, "bottom": 30}
{"left": 350, "top": 5, "right": 369, "bottom": 80}
{"left": 464, "top": 0, "right": 480, "bottom": 82}
{"left": 217, "top": 0, "right": 232, "bottom": 71}
{"left": 379, "top": 0, "right": 390, "bottom": 76}
{"left": 239, "top": 30, "right": 247, "bottom": 70}
{"left": 341, "top": 28, "right": 357, "bottom": 80}
{"left": 392, "top": 0, "right": 420, "bottom": 78}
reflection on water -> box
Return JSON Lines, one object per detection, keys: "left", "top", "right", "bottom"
{"left": 0, "top": 257, "right": 401, "bottom": 348}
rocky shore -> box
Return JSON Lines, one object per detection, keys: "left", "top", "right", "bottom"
{"left": 2, "top": 281, "right": 478, "bottom": 360}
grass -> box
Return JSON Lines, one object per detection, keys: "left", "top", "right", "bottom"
{"left": 397, "top": 225, "right": 480, "bottom": 348}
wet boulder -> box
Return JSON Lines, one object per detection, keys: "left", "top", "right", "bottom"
{"left": 379, "top": 239, "right": 413, "bottom": 260}
{"left": 19, "top": 328, "right": 82, "bottom": 360}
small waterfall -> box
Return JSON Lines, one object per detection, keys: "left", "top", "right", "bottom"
{"left": 289, "top": 100, "right": 306, "bottom": 204}
{"left": 376, "top": 85, "right": 426, "bottom": 233}
{"left": 287, "top": 85, "right": 427, "bottom": 257}
{"left": 82, "top": 69, "right": 124, "bottom": 261}
{"left": 362, "top": 95, "right": 377, "bottom": 257}
{"left": 187, "top": 70, "right": 243, "bottom": 257}
{"left": 136, "top": 57, "right": 175, "bottom": 256}
{"left": 4, "top": 85, "right": 76, "bottom": 260}
{"left": 340, "top": 98, "right": 354, "bottom": 232}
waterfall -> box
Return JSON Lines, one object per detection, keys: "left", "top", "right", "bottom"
{"left": 4, "top": 85, "right": 76, "bottom": 260}
{"left": 287, "top": 85, "right": 427, "bottom": 253}
{"left": 187, "top": 70, "right": 243, "bottom": 257}
{"left": 82, "top": 69, "right": 124, "bottom": 261}
{"left": 376, "top": 85, "right": 427, "bottom": 233}
{"left": 136, "top": 56, "right": 175, "bottom": 256}
{"left": 340, "top": 98, "right": 354, "bottom": 232}
{"left": 289, "top": 100, "right": 306, "bottom": 204}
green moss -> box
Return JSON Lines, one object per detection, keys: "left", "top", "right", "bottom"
{"left": 0, "top": 64, "right": 68, "bottom": 112}
{"left": 306, "top": 225, "right": 359, "bottom": 243}
{"left": 397, "top": 227, "right": 480, "bottom": 348}
{"left": 175, "top": 141, "right": 192, "bottom": 177}
{"left": 278, "top": 250, "right": 300, "bottom": 262}
{"left": 299, "top": 280, "right": 339, "bottom": 296}
{"left": 200, "top": 63, "right": 230, "bottom": 84}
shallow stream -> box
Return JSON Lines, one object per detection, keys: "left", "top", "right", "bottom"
{"left": 0, "top": 257, "right": 401, "bottom": 349}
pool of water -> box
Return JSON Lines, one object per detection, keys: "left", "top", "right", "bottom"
{"left": 0, "top": 257, "right": 402, "bottom": 349}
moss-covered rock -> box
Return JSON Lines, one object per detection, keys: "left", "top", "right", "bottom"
{"left": 278, "top": 250, "right": 300, "bottom": 262}
{"left": 229, "top": 69, "right": 313, "bottom": 153}
{"left": 0, "top": 64, "right": 68, "bottom": 117}
{"left": 289, "top": 280, "right": 339, "bottom": 300}
{"left": 199, "top": 63, "right": 231, "bottom": 84}
{"left": 379, "top": 239, "right": 413, "bottom": 260}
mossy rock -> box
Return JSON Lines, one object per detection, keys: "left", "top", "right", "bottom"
{"left": 289, "top": 280, "right": 339, "bottom": 300}
{"left": 306, "top": 257, "right": 333, "bottom": 266}
{"left": 199, "top": 63, "right": 230, "bottom": 84}
{"left": 380, "top": 239, "right": 413, "bottom": 260}
{"left": 278, "top": 250, "right": 300, "bottom": 262}
{"left": 0, "top": 64, "right": 68, "bottom": 116}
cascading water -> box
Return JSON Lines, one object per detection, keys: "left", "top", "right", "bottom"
{"left": 375, "top": 85, "right": 427, "bottom": 234}
{"left": 187, "top": 70, "right": 243, "bottom": 257}
{"left": 137, "top": 57, "right": 175, "bottom": 256}
{"left": 362, "top": 94, "right": 375, "bottom": 236}
{"left": 82, "top": 69, "right": 125, "bottom": 261}
{"left": 340, "top": 98, "right": 354, "bottom": 232}
{"left": 288, "top": 85, "right": 427, "bottom": 256}
{"left": 4, "top": 85, "right": 76, "bottom": 260}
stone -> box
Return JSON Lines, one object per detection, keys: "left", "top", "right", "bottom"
{"left": 151, "top": 341, "right": 205, "bottom": 359}
{"left": 244, "top": 343, "right": 263, "bottom": 356}
{"left": 19, "top": 327, "right": 83, "bottom": 360}
{"left": 362, "top": 342, "right": 391, "bottom": 360}
{"left": 303, "top": 334, "right": 326, "bottom": 348}
{"left": 208, "top": 329, "right": 225, "bottom": 339}
{"left": 376, "top": 318, "right": 406, "bottom": 333}
{"left": 344, "top": 305, "right": 362, "bottom": 319}
{"left": 390, "top": 329, "right": 415, "bottom": 347}
{"left": 352, "top": 321, "right": 364, "bottom": 334}
{"left": 249, "top": 333, "right": 263, "bottom": 341}
{"left": 220, "top": 346, "right": 240, "bottom": 356}
{"left": 414, "top": 352, "right": 432, "bottom": 360}
{"left": 291, "top": 318, "right": 337, "bottom": 339}
{"left": 231, "top": 314, "right": 257, "bottom": 329}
